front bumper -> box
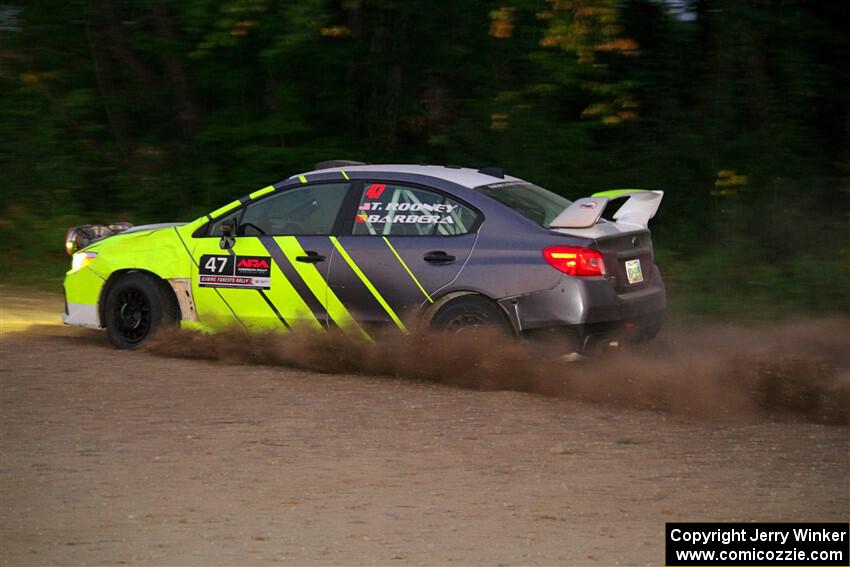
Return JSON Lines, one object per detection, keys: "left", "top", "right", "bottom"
{"left": 63, "top": 302, "right": 101, "bottom": 329}
{"left": 63, "top": 266, "right": 106, "bottom": 329}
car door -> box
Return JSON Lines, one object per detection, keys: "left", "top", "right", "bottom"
{"left": 327, "top": 181, "right": 481, "bottom": 333}
{"left": 189, "top": 182, "right": 352, "bottom": 332}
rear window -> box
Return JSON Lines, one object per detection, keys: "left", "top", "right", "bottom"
{"left": 476, "top": 181, "right": 571, "bottom": 228}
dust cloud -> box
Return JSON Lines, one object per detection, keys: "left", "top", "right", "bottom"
{"left": 146, "top": 318, "right": 850, "bottom": 424}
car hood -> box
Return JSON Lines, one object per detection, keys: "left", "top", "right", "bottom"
{"left": 122, "top": 222, "right": 186, "bottom": 234}
{"left": 84, "top": 222, "right": 186, "bottom": 251}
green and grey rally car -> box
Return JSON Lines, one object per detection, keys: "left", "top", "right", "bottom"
{"left": 63, "top": 162, "right": 666, "bottom": 350}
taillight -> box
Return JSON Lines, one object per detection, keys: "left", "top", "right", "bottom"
{"left": 543, "top": 246, "right": 606, "bottom": 276}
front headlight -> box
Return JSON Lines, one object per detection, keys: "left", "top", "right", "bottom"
{"left": 70, "top": 251, "right": 97, "bottom": 272}
{"left": 65, "top": 227, "right": 79, "bottom": 255}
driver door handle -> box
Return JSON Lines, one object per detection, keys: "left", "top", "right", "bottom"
{"left": 296, "top": 251, "right": 326, "bottom": 263}
{"left": 424, "top": 251, "right": 455, "bottom": 264}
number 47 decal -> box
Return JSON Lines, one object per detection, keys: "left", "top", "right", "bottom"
{"left": 204, "top": 256, "right": 229, "bottom": 273}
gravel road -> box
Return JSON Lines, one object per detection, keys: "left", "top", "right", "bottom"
{"left": 1, "top": 286, "right": 847, "bottom": 565}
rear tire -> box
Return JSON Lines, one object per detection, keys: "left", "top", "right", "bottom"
{"left": 104, "top": 273, "right": 178, "bottom": 349}
{"left": 430, "top": 295, "right": 513, "bottom": 335}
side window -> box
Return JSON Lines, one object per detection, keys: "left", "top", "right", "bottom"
{"left": 208, "top": 210, "right": 241, "bottom": 236}
{"left": 353, "top": 183, "right": 479, "bottom": 236}
{"left": 210, "top": 183, "right": 349, "bottom": 236}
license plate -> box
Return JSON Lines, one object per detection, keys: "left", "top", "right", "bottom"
{"left": 625, "top": 259, "right": 644, "bottom": 284}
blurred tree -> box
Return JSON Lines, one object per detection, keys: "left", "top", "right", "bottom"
{"left": 0, "top": 0, "right": 847, "bottom": 312}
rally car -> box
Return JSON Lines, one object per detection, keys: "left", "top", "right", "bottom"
{"left": 63, "top": 162, "right": 666, "bottom": 350}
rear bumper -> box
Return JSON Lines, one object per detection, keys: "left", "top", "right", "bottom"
{"left": 534, "top": 311, "right": 665, "bottom": 353}
{"left": 498, "top": 264, "right": 666, "bottom": 335}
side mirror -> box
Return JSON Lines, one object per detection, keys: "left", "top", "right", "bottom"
{"left": 219, "top": 220, "right": 236, "bottom": 250}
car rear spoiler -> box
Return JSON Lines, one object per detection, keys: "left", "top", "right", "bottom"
{"left": 549, "top": 189, "right": 663, "bottom": 230}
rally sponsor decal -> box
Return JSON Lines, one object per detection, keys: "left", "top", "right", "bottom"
{"left": 355, "top": 201, "right": 458, "bottom": 224}
{"left": 235, "top": 256, "right": 271, "bottom": 276}
{"left": 199, "top": 254, "right": 271, "bottom": 289}
{"left": 365, "top": 183, "right": 386, "bottom": 199}
{"left": 356, "top": 213, "right": 456, "bottom": 225}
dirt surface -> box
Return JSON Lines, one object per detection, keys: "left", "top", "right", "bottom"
{"left": 1, "top": 286, "right": 848, "bottom": 565}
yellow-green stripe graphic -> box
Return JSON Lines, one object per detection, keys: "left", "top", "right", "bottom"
{"left": 209, "top": 199, "right": 241, "bottom": 219}
{"left": 329, "top": 236, "right": 409, "bottom": 334}
{"left": 298, "top": 175, "right": 307, "bottom": 183}
{"left": 383, "top": 236, "right": 433, "bottom": 303}
{"left": 341, "top": 170, "right": 350, "bottom": 180}
{"left": 249, "top": 185, "right": 275, "bottom": 200}
{"left": 277, "top": 236, "right": 371, "bottom": 341}
{"left": 232, "top": 237, "right": 319, "bottom": 331}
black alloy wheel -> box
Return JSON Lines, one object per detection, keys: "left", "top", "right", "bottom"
{"left": 104, "top": 273, "right": 177, "bottom": 349}
{"left": 430, "top": 296, "right": 512, "bottom": 336}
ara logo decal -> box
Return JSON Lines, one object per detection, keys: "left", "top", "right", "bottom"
{"left": 234, "top": 255, "right": 272, "bottom": 277}
{"left": 580, "top": 201, "right": 598, "bottom": 209}
{"left": 365, "top": 183, "right": 386, "bottom": 199}
{"left": 237, "top": 258, "right": 269, "bottom": 269}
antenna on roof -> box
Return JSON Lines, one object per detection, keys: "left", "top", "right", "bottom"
{"left": 478, "top": 166, "right": 504, "bottom": 179}
{"left": 314, "top": 160, "right": 367, "bottom": 170}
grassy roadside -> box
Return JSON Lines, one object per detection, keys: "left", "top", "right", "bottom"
{"left": 3, "top": 208, "right": 848, "bottom": 318}
{"left": 0, "top": 254, "right": 68, "bottom": 294}
{"left": 2, "top": 253, "right": 846, "bottom": 326}
{"left": 1, "top": 215, "right": 846, "bottom": 320}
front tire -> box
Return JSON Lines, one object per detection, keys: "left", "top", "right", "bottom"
{"left": 104, "top": 273, "right": 177, "bottom": 349}
{"left": 429, "top": 295, "right": 513, "bottom": 335}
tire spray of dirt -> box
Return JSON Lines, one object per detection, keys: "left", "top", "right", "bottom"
{"left": 146, "top": 318, "right": 850, "bottom": 424}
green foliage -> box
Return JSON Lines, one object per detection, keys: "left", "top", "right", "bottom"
{"left": 0, "top": 0, "right": 848, "bottom": 316}
{"left": 661, "top": 246, "right": 850, "bottom": 319}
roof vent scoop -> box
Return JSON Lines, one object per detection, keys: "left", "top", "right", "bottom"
{"left": 478, "top": 166, "right": 505, "bottom": 179}
{"left": 314, "top": 160, "right": 367, "bottom": 170}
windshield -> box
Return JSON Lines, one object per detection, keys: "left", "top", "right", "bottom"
{"left": 476, "top": 181, "right": 571, "bottom": 227}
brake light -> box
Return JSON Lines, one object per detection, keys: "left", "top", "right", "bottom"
{"left": 543, "top": 246, "right": 606, "bottom": 276}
